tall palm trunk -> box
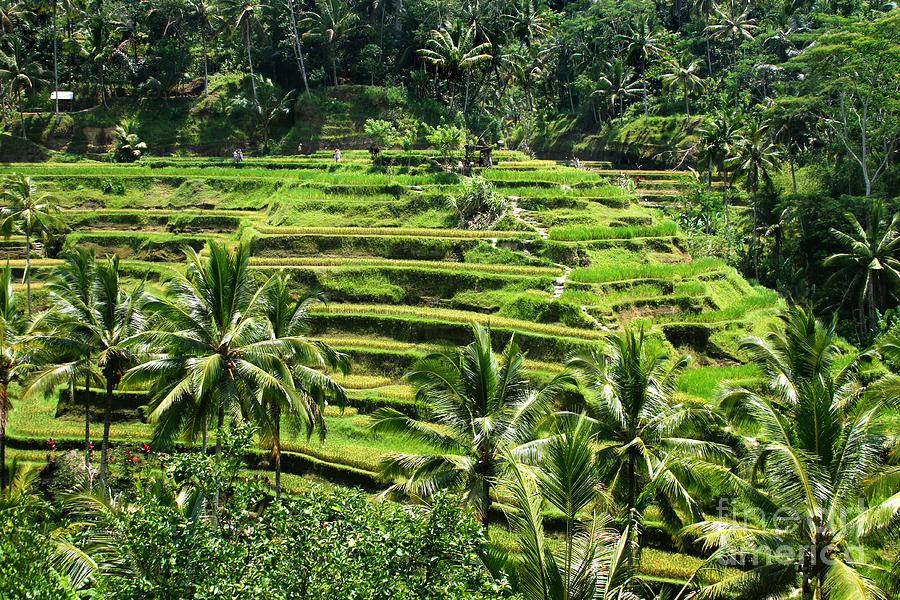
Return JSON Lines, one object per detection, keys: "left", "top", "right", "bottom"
{"left": 18, "top": 91, "right": 27, "bottom": 141}
{"left": 99, "top": 377, "right": 113, "bottom": 483}
{"left": 244, "top": 24, "right": 258, "bottom": 105}
{"left": 83, "top": 377, "right": 90, "bottom": 459}
{"left": 705, "top": 16, "right": 712, "bottom": 76}
{"left": 752, "top": 186, "right": 758, "bottom": 280}
{"left": 24, "top": 223, "right": 31, "bottom": 316}
{"left": 286, "top": 0, "right": 311, "bottom": 98}
{"left": 202, "top": 419, "right": 208, "bottom": 453}
{"left": 0, "top": 377, "right": 7, "bottom": 490}
{"left": 642, "top": 59, "right": 648, "bottom": 127}
{"left": 214, "top": 404, "right": 224, "bottom": 516}
{"left": 201, "top": 24, "right": 209, "bottom": 97}
{"left": 53, "top": 0, "right": 60, "bottom": 125}
{"left": 330, "top": 45, "right": 339, "bottom": 87}
{"left": 274, "top": 402, "right": 282, "bottom": 501}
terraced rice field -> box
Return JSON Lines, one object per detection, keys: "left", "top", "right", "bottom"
{"left": 1, "top": 150, "right": 777, "bottom": 586}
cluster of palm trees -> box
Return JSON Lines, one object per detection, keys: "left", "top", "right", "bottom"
{"left": 696, "top": 110, "right": 781, "bottom": 277}
{"left": 374, "top": 312, "right": 900, "bottom": 599}
{"left": 0, "top": 234, "right": 348, "bottom": 499}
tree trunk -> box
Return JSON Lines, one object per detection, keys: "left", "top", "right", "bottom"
{"left": 53, "top": 0, "right": 60, "bottom": 125}
{"left": 214, "top": 404, "right": 224, "bottom": 514}
{"left": 684, "top": 89, "right": 690, "bottom": 116}
{"left": 866, "top": 276, "right": 877, "bottom": 334}
{"left": 19, "top": 92, "right": 27, "bottom": 141}
{"left": 201, "top": 26, "right": 209, "bottom": 97}
{"left": 286, "top": 0, "right": 311, "bottom": 98}
{"left": 245, "top": 25, "right": 258, "bottom": 105}
{"left": 752, "top": 186, "right": 758, "bottom": 280}
{"left": 202, "top": 418, "right": 208, "bottom": 454}
{"left": 275, "top": 402, "right": 282, "bottom": 501}
{"left": 482, "top": 477, "right": 490, "bottom": 535}
{"left": 790, "top": 156, "right": 797, "bottom": 194}
{"left": 99, "top": 377, "right": 113, "bottom": 483}
{"left": 25, "top": 224, "right": 31, "bottom": 317}
{"left": 84, "top": 377, "right": 91, "bottom": 460}
{"left": 1, "top": 381, "right": 7, "bottom": 490}
{"left": 331, "top": 46, "right": 339, "bottom": 87}
{"left": 705, "top": 20, "right": 712, "bottom": 76}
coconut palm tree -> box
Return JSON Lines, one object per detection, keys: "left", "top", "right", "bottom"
{"left": 284, "top": 0, "right": 311, "bottom": 98}
{"left": 0, "top": 35, "right": 47, "bottom": 140}
{"left": 706, "top": 0, "right": 757, "bottom": 96}
{"left": 623, "top": 14, "right": 663, "bottom": 126}
{"left": 592, "top": 58, "right": 642, "bottom": 119}
{"left": 697, "top": 110, "right": 741, "bottom": 229}
{"left": 691, "top": 306, "right": 900, "bottom": 600}
{"left": 691, "top": 0, "right": 717, "bottom": 74}
{"left": 26, "top": 255, "right": 150, "bottom": 484}
{"left": 370, "top": 323, "right": 570, "bottom": 528}
{"left": 300, "top": 0, "right": 360, "bottom": 88}
{"left": 0, "top": 262, "right": 26, "bottom": 490}
{"left": 566, "top": 326, "right": 736, "bottom": 553}
{"left": 221, "top": 0, "right": 265, "bottom": 104}
{"left": 825, "top": 199, "right": 900, "bottom": 337}
{"left": 123, "top": 242, "right": 298, "bottom": 462}
{"left": 498, "top": 418, "right": 639, "bottom": 600}
{"left": 230, "top": 77, "right": 294, "bottom": 154}
{"left": 418, "top": 21, "right": 492, "bottom": 111}
{"left": 0, "top": 173, "right": 63, "bottom": 316}
{"left": 34, "top": 247, "right": 98, "bottom": 457}
{"left": 256, "top": 273, "right": 348, "bottom": 500}
{"left": 186, "top": 0, "right": 221, "bottom": 97}
{"left": 732, "top": 118, "right": 780, "bottom": 280}
{"left": 661, "top": 52, "right": 705, "bottom": 116}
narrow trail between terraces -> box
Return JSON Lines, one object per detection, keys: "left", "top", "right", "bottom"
{"left": 508, "top": 197, "right": 608, "bottom": 331}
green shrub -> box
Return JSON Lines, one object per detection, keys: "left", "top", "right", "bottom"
{"left": 450, "top": 177, "right": 509, "bottom": 230}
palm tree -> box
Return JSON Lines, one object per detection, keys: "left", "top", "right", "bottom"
{"left": 230, "top": 78, "right": 294, "bottom": 154}
{"left": 123, "top": 242, "right": 297, "bottom": 461}
{"left": 0, "top": 173, "right": 63, "bottom": 316}
{"left": 825, "top": 199, "right": 900, "bottom": 337}
{"left": 697, "top": 111, "right": 741, "bottom": 230}
{"left": 0, "top": 36, "right": 47, "bottom": 140}
{"left": 257, "top": 273, "right": 348, "bottom": 500}
{"left": 0, "top": 262, "right": 26, "bottom": 490}
{"left": 26, "top": 255, "right": 150, "bottom": 484}
{"left": 503, "top": 0, "right": 554, "bottom": 48}
{"left": 732, "top": 119, "right": 780, "bottom": 280}
{"left": 690, "top": 306, "right": 900, "bottom": 600}
{"left": 221, "top": 0, "right": 265, "bottom": 105}
{"left": 84, "top": 5, "right": 119, "bottom": 107}
{"left": 300, "top": 0, "right": 360, "bottom": 88}
{"left": 661, "top": 52, "right": 705, "bottom": 116}
{"left": 370, "top": 323, "right": 569, "bottom": 528}
{"left": 498, "top": 419, "right": 638, "bottom": 600}
{"left": 35, "top": 248, "right": 98, "bottom": 456}
{"left": 592, "top": 58, "right": 642, "bottom": 119}
{"left": 284, "top": 0, "right": 311, "bottom": 98}
{"left": 623, "top": 14, "right": 663, "bottom": 126}
{"left": 186, "top": 0, "right": 221, "bottom": 97}
{"left": 418, "top": 21, "right": 492, "bottom": 111}
{"left": 566, "top": 326, "right": 735, "bottom": 552}
{"left": 707, "top": 0, "right": 757, "bottom": 103}
{"left": 691, "top": 0, "right": 717, "bottom": 74}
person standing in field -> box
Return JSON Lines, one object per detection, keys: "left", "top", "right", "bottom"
{"left": 333, "top": 148, "right": 341, "bottom": 162}
{"left": 297, "top": 142, "right": 303, "bottom": 155}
